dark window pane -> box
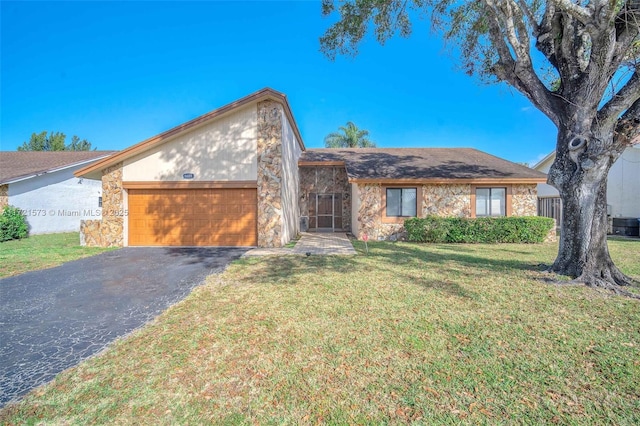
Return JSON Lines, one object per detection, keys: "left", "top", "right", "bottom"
{"left": 334, "top": 217, "right": 343, "bottom": 229}
{"left": 318, "top": 216, "right": 332, "bottom": 228}
{"left": 318, "top": 194, "right": 333, "bottom": 215}
{"left": 334, "top": 193, "right": 342, "bottom": 217}
{"left": 309, "top": 193, "right": 317, "bottom": 216}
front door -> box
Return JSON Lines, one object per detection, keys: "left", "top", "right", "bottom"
{"left": 309, "top": 193, "right": 342, "bottom": 231}
{"left": 317, "top": 194, "right": 334, "bottom": 229}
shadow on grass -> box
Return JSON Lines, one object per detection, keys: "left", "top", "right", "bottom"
{"left": 233, "top": 254, "right": 358, "bottom": 285}
{"left": 234, "top": 251, "right": 480, "bottom": 300}
{"left": 359, "top": 241, "right": 544, "bottom": 273}
{"left": 230, "top": 240, "right": 551, "bottom": 301}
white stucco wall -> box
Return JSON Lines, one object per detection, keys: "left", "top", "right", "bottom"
{"left": 534, "top": 147, "right": 640, "bottom": 217}
{"left": 534, "top": 155, "right": 559, "bottom": 198}
{"left": 122, "top": 104, "right": 258, "bottom": 181}
{"left": 607, "top": 146, "right": 640, "bottom": 217}
{"left": 8, "top": 169, "right": 102, "bottom": 234}
{"left": 280, "top": 109, "right": 302, "bottom": 244}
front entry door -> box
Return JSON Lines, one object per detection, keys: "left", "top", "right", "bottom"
{"left": 317, "top": 194, "right": 334, "bottom": 229}
{"left": 309, "top": 193, "right": 342, "bottom": 231}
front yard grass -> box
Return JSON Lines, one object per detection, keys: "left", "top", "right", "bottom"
{"left": 0, "top": 232, "right": 116, "bottom": 278}
{"left": 1, "top": 239, "right": 639, "bottom": 424}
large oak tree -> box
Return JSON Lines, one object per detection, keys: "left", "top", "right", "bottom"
{"left": 320, "top": 0, "right": 640, "bottom": 295}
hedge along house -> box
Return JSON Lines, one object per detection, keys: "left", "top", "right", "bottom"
{"left": 299, "top": 149, "right": 547, "bottom": 240}
{"left": 76, "top": 88, "right": 547, "bottom": 248}
{"left": 75, "top": 88, "right": 304, "bottom": 248}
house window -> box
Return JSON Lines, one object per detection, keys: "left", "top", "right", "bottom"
{"left": 386, "top": 188, "right": 417, "bottom": 217}
{"left": 98, "top": 197, "right": 103, "bottom": 208}
{"left": 476, "top": 188, "right": 506, "bottom": 216}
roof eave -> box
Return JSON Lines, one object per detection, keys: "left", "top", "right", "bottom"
{"left": 298, "top": 161, "right": 346, "bottom": 167}
{"left": 1, "top": 154, "right": 113, "bottom": 185}
{"left": 532, "top": 150, "right": 556, "bottom": 170}
{"left": 348, "top": 177, "right": 547, "bottom": 184}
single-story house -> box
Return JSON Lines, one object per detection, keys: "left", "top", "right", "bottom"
{"left": 74, "top": 88, "right": 547, "bottom": 247}
{"left": 533, "top": 146, "right": 640, "bottom": 228}
{"left": 0, "top": 151, "right": 115, "bottom": 234}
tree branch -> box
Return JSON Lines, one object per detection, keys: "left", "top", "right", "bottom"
{"left": 536, "top": 3, "right": 561, "bottom": 70}
{"left": 598, "top": 68, "right": 640, "bottom": 127}
{"left": 485, "top": 0, "right": 561, "bottom": 125}
{"left": 550, "top": 0, "right": 592, "bottom": 25}
{"left": 614, "top": 96, "right": 640, "bottom": 146}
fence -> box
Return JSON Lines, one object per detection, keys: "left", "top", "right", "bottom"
{"left": 538, "top": 197, "right": 562, "bottom": 232}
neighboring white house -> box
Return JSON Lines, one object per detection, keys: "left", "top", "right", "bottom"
{"left": 533, "top": 145, "right": 640, "bottom": 220}
{"left": 0, "top": 151, "right": 115, "bottom": 234}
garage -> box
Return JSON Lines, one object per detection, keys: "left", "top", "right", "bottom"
{"left": 128, "top": 188, "right": 257, "bottom": 246}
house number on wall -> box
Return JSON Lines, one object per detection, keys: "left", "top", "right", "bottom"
{"left": 182, "top": 173, "right": 195, "bottom": 179}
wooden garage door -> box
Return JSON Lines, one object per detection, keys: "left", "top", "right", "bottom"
{"left": 128, "top": 188, "right": 257, "bottom": 246}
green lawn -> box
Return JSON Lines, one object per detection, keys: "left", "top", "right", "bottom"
{"left": 1, "top": 240, "right": 639, "bottom": 424}
{"left": 0, "top": 232, "right": 116, "bottom": 278}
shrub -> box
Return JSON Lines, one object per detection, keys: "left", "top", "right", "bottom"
{"left": 0, "top": 205, "right": 29, "bottom": 242}
{"left": 405, "top": 216, "right": 450, "bottom": 243}
{"left": 405, "top": 216, "right": 554, "bottom": 244}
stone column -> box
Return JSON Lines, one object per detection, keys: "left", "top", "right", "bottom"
{"left": 257, "top": 100, "right": 284, "bottom": 247}
{"left": 0, "top": 184, "right": 8, "bottom": 210}
{"left": 357, "top": 183, "right": 382, "bottom": 240}
{"left": 80, "top": 162, "right": 124, "bottom": 247}
{"left": 512, "top": 184, "right": 538, "bottom": 216}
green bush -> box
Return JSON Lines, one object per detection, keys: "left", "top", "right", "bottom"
{"left": 0, "top": 205, "right": 29, "bottom": 242}
{"left": 405, "top": 216, "right": 554, "bottom": 244}
{"left": 405, "top": 216, "right": 450, "bottom": 243}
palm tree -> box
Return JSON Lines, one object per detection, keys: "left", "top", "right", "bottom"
{"left": 324, "top": 121, "right": 376, "bottom": 148}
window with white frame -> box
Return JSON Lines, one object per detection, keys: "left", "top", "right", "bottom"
{"left": 476, "top": 188, "right": 506, "bottom": 216}
{"left": 386, "top": 188, "right": 417, "bottom": 217}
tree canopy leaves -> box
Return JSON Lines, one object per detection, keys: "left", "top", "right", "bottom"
{"left": 324, "top": 121, "right": 376, "bottom": 148}
{"left": 17, "top": 131, "right": 95, "bottom": 151}
{"left": 320, "top": 0, "right": 640, "bottom": 145}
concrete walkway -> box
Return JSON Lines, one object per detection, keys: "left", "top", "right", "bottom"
{"left": 244, "top": 232, "right": 356, "bottom": 256}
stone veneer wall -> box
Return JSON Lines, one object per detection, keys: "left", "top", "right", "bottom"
{"left": 257, "top": 100, "right": 284, "bottom": 247}
{"left": 0, "top": 184, "right": 8, "bottom": 209}
{"left": 356, "top": 184, "right": 404, "bottom": 240}
{"left": 422, "top": 184, "right": 471, "bottom": 217}
{"left": 511, "top": 184, "right": 538, "bottom": 216}
{"left": 299, "top": 166, "right": 351, "bottom": 231}
{"left": 80, "top": 162, "right": 124, "bottom": 247}
{"left": 355, "top": 183, "right": 540, "bottom": 241}
{"left": 357, "top": 183, "right": 472, "bottom": 241}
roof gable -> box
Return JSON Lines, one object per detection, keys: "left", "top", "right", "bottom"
{"left": 75, "top": 88, "right": 305, "bottom": 179}
{"left": 300, "top": 148, "right": 546, "bottom": 182}
{"left": 0, "top": 151, "right": 115, "bottom": 184}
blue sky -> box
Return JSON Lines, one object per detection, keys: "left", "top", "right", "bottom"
{"left": 1, "top": 1, "right": 558, "bottom": 165}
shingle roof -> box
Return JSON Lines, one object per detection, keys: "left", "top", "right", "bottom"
{"left": 300, "top": 148, "right": 546, "bottom": 182}
{"left": 0, "top": 151, "right": 116, "bottom": 184}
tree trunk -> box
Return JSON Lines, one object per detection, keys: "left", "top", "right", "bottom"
{"left": 548, "top": 127, "right": 637, "bottom": 294}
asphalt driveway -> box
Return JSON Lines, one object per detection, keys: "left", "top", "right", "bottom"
{"left": 0, "top": 247, "right": 248, "bottom": 407}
